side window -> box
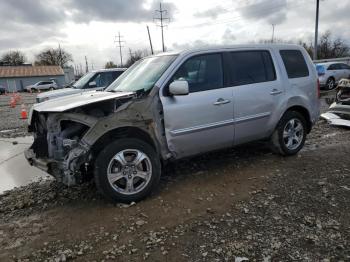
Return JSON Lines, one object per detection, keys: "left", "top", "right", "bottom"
{"left": 328, "top": 64, "right": 336, "bottom": 70}
{"left": 172, "top": 53, "right": 223, "bottom": 92}
{"left": 280, "top": 50, "right": 309, "bottom": 78}
{"left": 229, "top": 51, "right": 276, "bottom": 86}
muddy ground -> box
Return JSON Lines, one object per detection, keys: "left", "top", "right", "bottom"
{"left": 0, "top": 92, "right": 349, "bottom": 261}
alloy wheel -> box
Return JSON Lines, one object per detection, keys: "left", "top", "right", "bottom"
{"left": 107, "top": 149, "right": 152, "bottom": 195}
{"left": 283, "top": 118, "right": 304, "bottom": 150}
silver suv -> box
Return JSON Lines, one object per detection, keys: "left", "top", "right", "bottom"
{"left": 316, "top": 62, "right": 350, "bottom": 90}
{"left": 25, "top": 44, "right": 320, "bottom": 203}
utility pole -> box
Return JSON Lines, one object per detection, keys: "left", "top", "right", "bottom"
{"left": 115, "top": 32, "right": 124, "bottom": 67}
{"left": 314, "top": 0, "right": 320, "bottom": 60}
{"left": 154, "top": 2, "right": 170, "bottom": 52}
{"left": 85, "top": 56, "right": 89, "bottom": 73}
{"left": 147, "top": 25, "right": 154, "bottom": 55}
{"left": 58, "top": 43, "right": 63, "bottom": 67}
{"left": 271, "top": 24, "right": 275, "bottom": 43}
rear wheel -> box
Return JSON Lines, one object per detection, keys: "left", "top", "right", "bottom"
{"left": 94, "top": 138, "right": 161, "bottom": 203}
{"left": 49, "top": 87, "right": 54, "bottom": 91}
{"left": 326, "top": 77, "right": 335, "bottom": 90}
{"left": 271, "top": 111, "right": 307, "bottom": 156}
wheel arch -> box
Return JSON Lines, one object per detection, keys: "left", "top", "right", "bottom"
{"left": 90, "top": 126, "right": 157, "bottom": 157}
{"left": 284, "top": 105, "right": 312, "bottom": 133}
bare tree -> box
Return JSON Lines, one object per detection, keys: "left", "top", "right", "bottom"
{"left": 301, "top": 31, "right": 349, "bottom": 59}
{"left": 125, "top": 49, "right": 149, "bottom": 67}
{"left": 35, "top": 47, "right": 73, "bottom": 67}
{"left": 0, "top": 50, "right": 26, "bottom": 66}
{"left": 105, "top": 61, "right": 118, "bottom": 69}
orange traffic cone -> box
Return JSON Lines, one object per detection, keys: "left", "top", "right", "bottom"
{"left": 21, "top": 104, "right": 27, "bottom": 119}
{"left": 10, "top": 96, "right": 16, "bottom": 108}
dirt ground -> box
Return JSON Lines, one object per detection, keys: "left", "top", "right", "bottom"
{"left": 0, "top": 91, "right": 349, "bottom": 261}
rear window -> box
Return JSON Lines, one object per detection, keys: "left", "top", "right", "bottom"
{"left": 229, "top": 50, "right": 276, "bottom": 86}
{"left": 280, "top": 50, "right": 309, "bottom": 78}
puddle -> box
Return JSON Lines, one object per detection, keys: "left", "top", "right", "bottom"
{"left": 0, "top": 136, "right": 49, "bottom": 194}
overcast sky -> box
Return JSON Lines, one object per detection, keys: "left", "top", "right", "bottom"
{"left": 0, "top": 0, "right": 349, "bottom": 69}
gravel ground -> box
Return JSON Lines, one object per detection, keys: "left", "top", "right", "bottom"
{"left": 0, "top": 92, "right": 36, "bottom": 138}
{"left": 0, "top": 90, "right": 349, "bottom": 261}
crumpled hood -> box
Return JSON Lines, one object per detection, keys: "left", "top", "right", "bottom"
{"left": 36, "top": 88, "right": 80, "bottom": 101}
{"left": 32, "top": 91, "right": 134, "bottom": 113}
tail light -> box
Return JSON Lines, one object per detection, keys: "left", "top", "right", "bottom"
{"left": 317, "top": 79, "right": 320, "bottom": 98}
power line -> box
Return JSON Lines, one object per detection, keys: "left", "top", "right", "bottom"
{"left": 115, "top": 32, "right": 125, "bottom": 66}
{"left": 171, "top": 0, "right": 305, "bottom": 30}
{"left": 154, "top": 2, "right": 170, "bottom": 52}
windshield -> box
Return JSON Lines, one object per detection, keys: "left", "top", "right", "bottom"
{"left": 106, "top": 55, "right": 177, "bottom": 92}
{"left": 72, "top": 72, "right": 95, "bottom": 89}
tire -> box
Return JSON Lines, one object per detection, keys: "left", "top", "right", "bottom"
{"left": 49, "top": 87, "right": 54, "bottom": 91}
{"left": 94, "top": 138, "right": 161, "bottom": 203}
{"left": 270, "top": 111, "right": 307, "bottom": 156}
{"left": 326, "top": 77, "right": 335, "bottom": 90}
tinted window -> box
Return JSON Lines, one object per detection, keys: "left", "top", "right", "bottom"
{"left": 172, "top": 53, "right": 223, "bottom": 92}
{"left": 280, "top": 50, "right": 309, "bottom": 78}
{"left": 229, "top": 51, "right": 276, "bottom": 86}
{"left": 328, "top": 63, "right": 343, "bottom": 70}
{"left": 340, "top": 63, "right": 350, "bottom": 70}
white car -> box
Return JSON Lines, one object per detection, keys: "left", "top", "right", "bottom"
{"left": 25, "top": 80, "right": 58, "bottom": 92}
{"left": 316, "top": 62, "right": 350, "bottom": 90}
{"left": 36, "top": 68, "right": 126, "bottom": 103}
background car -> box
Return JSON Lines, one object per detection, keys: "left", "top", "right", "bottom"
{"left": 36, "top": 68, "right": 126, "bottom": 103}
{"left": 316, "top": 62, "right": 350, "bottom": 90}
{"left": 25, "top": 80, "right": 58, "bottom": 92}
{"left": 0, "top": 85, "right": 6, "bottom": 95}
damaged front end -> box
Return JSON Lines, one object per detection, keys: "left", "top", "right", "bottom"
{"left": 321, "top": 79, "right": 350, "bottom": 128}
{"left": 25, "top": 91, "right": 137, "bottom": 186}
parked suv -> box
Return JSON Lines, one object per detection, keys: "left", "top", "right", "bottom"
{"left": 25, "top": 44, "right": 319, "bottom": 203}
{"left": 25, "top": 80, "right": 58, "bottom": 92}
{"left": 316, "top": 62, "right": 350, "bottom": 90}
{"left": 36, "top": 68, "right": 126, "bottom": 103}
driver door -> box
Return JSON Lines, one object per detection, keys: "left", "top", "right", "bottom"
{"left": 160, "top": 53, "right": 234, "bottom": 158}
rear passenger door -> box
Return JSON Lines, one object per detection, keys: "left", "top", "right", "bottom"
{"left": 228, "top": 50, "right": 282, "bottom": 145}
{"left": 161, "top": 53, "right": 234, "bottom": 158}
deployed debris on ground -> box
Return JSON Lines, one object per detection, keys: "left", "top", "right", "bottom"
{"left": 321, "top": 79, "right": 350, "bottom": 128}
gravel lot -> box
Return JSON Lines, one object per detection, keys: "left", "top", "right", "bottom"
{"left": 0, "top": 91, "right": 349, "bottom": 261}
{"left": 0, "top": 92, "right": 36, "bottom": 138}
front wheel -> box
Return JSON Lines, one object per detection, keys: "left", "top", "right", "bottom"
{"left": 270, "top": 111, "right": 307, "bottom": 156}
{"left": 94, "top": 138, "right": 161, "bottom": 203}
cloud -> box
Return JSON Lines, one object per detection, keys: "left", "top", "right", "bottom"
{"left": 0, "top": 0, "right": 64, "bottom": 25}
{"left": 222, "top": 28, "right": 236, "bottom": 44}
{"left": 194, "top": 6, "right": 228, "bottom": 19}
{"left": 238, "top": 0, "right": 287, "bottom": 24}
{"left": 66, "top": 0, "right": 176, "bottom": 23}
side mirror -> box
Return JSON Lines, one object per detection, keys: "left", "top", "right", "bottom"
{"left": 88, "top": 81, "right": 97, "bottom": 88}
{"left": 169, "top": 80, "right": 189, "bottom": 96}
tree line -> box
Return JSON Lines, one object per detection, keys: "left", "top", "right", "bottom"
{"left": 0, "top": 47, "right": 73, "bottom": 67}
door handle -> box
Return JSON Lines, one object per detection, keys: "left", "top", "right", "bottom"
{"left": 270, "top": 89, "right": 283, "bottom": 95}
{"left": 213, "top": 98, "right": 231, "bottom": 105}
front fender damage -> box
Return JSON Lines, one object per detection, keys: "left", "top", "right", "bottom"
{"left": 26, "top": 93, "right": 171, "bottom": 186}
